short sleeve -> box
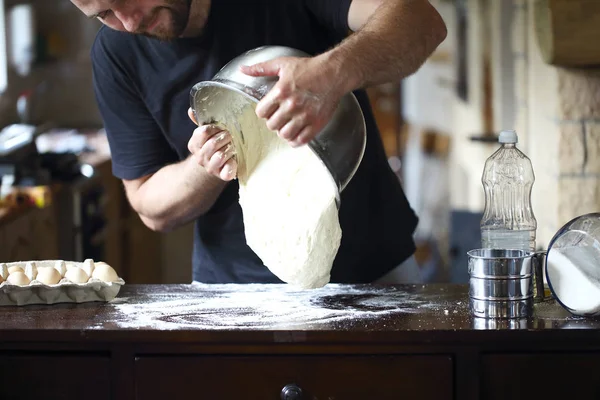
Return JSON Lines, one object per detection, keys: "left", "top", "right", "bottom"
{"left": 91, "top": 29, "right": 178, "bottom": 181}
{"left": 302, "top": 0, "right": 353, "bottom": 37}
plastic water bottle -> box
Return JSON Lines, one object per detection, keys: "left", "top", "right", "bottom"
{"left": 480, "top": 130, "right": 537, "bottom": 251}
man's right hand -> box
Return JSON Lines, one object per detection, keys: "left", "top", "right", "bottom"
{"left": 187, "top": 108, "right": 238, "bottom": 181}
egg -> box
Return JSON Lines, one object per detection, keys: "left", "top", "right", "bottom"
{"left": 7, "top": 271, "right": 30, "bottom": 285}
{"left": 64, "top": 267, "right": 89, "bottom": 284}
{"left": 36, "top": 267, "right": 62, "bottom": 285}
{"left": 91, "top": 262, "right": 119, "bottom": 282}
{"left": 8, "top": 266, "right": 23, "bottom": 274}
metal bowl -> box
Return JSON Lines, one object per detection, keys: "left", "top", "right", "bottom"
{"left": 189, "top": 46, "right": 367, "bottom": 195}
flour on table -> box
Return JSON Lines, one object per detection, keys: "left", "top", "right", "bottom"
{"left": 223, "top": 97, "right": 341, "bottom": 289}
{"left": 110, "top": 284, "right": 434, "bottom": 330}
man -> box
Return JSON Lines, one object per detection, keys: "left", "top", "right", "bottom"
{"left": 71, "top": 0, "right": 447, "bottom": 284}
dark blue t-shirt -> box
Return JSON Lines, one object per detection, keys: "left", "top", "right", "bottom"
{"left": 91, "top": 0, "right": 419, "bottom": 284}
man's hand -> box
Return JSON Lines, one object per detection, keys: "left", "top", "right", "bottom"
{"left": 187, "top": 108, "right": 237, "bottom": 181}
{"left": 240, "top": 55, "right": 344, "bottom": 147}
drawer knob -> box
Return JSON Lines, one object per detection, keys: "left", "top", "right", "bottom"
{"left": 281, "top": 384, "right": 304, "bottom": 400}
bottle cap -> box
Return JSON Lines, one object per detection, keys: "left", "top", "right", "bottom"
{"left": 499, "top": 130, "right": 518, "bottom": 144}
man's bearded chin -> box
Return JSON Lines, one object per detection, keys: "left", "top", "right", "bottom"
{"left": 173, "top": 0, "right": 193, "bottom": 37}
{"left": 142, "top": 1, "right": 191, "bottom": 41}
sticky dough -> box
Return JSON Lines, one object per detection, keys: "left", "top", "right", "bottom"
{"left": 227, "top": 100, "right": 342, "bottom": 289}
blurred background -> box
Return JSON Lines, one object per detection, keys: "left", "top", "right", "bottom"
{"left": 0, "top": 0, "right": 598, "bottom": 284}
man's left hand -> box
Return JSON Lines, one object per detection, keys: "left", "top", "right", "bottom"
{"left": 240, "top": 56, "right": 344, "bottom": 147}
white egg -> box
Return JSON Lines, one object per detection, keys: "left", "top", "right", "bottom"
{"left": 8, "top": 265, "right": 23, "bottom": 274}
{"left": 7, "top": 271, "right": 30, "bottom": 285}
{"left": 64, "top": 267, "right": 89, "bottom": 284}
{"left": 91, "top": 262, "right": 119, "bottom": 282}
{"left": 36, "top": 267, "right": 62, "bottom": 285}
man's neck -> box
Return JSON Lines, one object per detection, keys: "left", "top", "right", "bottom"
{"left": 180, "top": 0, "right": 211, "bottom": 37}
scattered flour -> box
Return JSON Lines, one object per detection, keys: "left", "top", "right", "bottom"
{"left": 109, "top": 284, "right": 436, "bottom": 330}
{"left": 546, "top": 246, "right": 600, "bottom": 315}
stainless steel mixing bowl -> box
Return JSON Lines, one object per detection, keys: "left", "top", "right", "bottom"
{"left": 189, "top": 46, "right": 367, "bottom": 195}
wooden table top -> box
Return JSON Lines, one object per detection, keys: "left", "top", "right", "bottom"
{"left": 0, "top": 283, "right": 598, "bottom": 345}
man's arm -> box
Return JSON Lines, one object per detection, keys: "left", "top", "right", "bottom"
{"left": 335, "top": 0, "right": 447, "bottom": 91}
{"left": 123, "top": 157, "right": 226, "bottom": 232}
{"left": 123, "top": 119, "right": 236, "bottom": 233}
{"left": 241, "top": 0, "right": 447, "bottom": 147}
{"left": 91, "top": 31, "right": 234, "bottom": 233}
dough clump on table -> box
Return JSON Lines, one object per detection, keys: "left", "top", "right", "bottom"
{"left": 64, "top": 267, "right": 89, "bottom": 284}
{"left": 230, "top": 103, "right": 342, "bottom": 289}
{"left": 91, "top": 262, "right": 119, "bottom": 282}
{"left": 7, "top": 271, "right": 30, "bottom": 285}
{"left": 36, "top": 267, "right": 62, "bottom": 285}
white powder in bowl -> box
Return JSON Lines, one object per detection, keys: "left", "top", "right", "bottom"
{"left": 546, "top": 246, "right": 600, "bottom": 316}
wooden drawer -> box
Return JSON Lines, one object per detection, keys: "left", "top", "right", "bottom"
{"left": 481, "top": 353, "right": 600, "bottom": 399}
{"left": 0, "top": 353, "right": 111, "bottom": 400}
{"left": 135, "top": 354, "right": 453, "bottom": 400}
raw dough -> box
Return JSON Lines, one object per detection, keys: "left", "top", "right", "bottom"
{"left": 7, "top": 271, "right": 30, "bottom": 285}
{"left": 35, "top": 267, "right": 62, "bottom": 285}
{"left": 91, "top": 262, "right": 119, "bottom": 282}
{"left": 64, "top": 267, "right": 89, "bottom": 284}
{"left": 8, "top": 266, "right": 23, "bottom": 274}
{"left": 228, "top": 101, "right": 342, "bottom": 289}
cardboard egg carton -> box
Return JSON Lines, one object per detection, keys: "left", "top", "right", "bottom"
{"left": 0, "top": 259, "right": 125, "bottom": 306}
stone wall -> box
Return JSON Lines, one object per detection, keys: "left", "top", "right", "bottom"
{"left": 556, "top": 69, "right": 600, "bottom": 225}
{"left": 514, "top": 0, "right": 600, "bottom": 246}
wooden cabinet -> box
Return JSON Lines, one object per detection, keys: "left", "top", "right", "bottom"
{"left": 1, "top": 285, "right": 600, "bottom": 400}
{"left": 0, "top": 353, "right": 111, "bottom": 400}
{"left": 9, "top": 350, "right": 600, "bottom": 400}
{"left": 481, "top": 353, "right": 600, "bottom": 399}
{"left": 135, "top": 355, "right": 453, "bottom": 400}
